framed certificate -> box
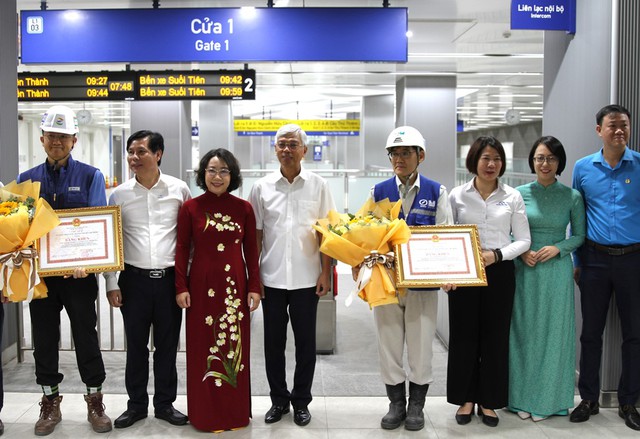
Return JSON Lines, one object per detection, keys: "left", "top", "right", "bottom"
{"left": 395, "top": 225, "right": 487, "bottom": 288}
{"left": 36, "top": 206, "right": 124, "bottom": 277}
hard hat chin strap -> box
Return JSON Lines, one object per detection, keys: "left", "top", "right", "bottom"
{"left": 400, "top": 167, "right": 419, "bottom": 199}
{"left": 399, "top": 147, "right": 423, "bottom": 198}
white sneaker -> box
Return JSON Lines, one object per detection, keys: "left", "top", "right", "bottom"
{"left": 517, "top": 411, "right": 531, "bottom": 420}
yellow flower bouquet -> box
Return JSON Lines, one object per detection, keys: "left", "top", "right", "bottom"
{"left": 0, "top": 180, "right": 60, "bottom": 302}
{"left": 313, "top": 198, "right": 410, "bottom": 308}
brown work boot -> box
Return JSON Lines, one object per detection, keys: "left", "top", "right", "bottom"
{"left": 84, "top": 392, "right": 112, "bottom": 433}
{"left": 34, "top": 395, "right": 62, "bottom": 436}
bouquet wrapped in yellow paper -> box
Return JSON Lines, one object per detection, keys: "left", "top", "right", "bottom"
{"left": 0, "top": 180, "right": 60, "bottom": 302}
{"left": 313, "top": 198, "right": 410, "bottom": 308}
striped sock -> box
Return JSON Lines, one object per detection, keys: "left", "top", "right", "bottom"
{"left": 86, "top": 385, "right": 102, "bottom": 395}
{"left": 42, "top": 385, "right": 59, "bottom": 400}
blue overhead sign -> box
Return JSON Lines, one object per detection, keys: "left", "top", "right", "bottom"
{"left": 20, "top": 8, "right": 408, "bottom": 64}
{"left": 510, "top": 0, "right": 576, "bottom": 34}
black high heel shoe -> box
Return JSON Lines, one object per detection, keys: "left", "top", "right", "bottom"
{"left": 478, "top": 406, "right": 499, "bottom": 427}
{"left": 455, "top": 404, "right": 475, "bottom": 425}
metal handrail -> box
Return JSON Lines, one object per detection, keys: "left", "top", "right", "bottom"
{"left": 16, "top": 166, "right": 531, "bottom": 360}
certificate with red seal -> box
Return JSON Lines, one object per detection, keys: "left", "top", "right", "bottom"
{"left": 36, "top": 206, "right": 124, "bottom": 277}
{"left": 395, "top": 225, "right": 487, "bottom": 288}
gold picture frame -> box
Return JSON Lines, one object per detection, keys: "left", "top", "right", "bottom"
{"left": 395, "top": 225, "right": 487, "bottom": 288}
{"left": 36, "top": 205, "right": 124, "bottom": 277}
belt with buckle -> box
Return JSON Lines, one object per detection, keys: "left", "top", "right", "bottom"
{"left": 125, "top": 263, "right": 174, "bottom": 279}
{"left": 585, "top": 239, "right": 640, "bottom": 256}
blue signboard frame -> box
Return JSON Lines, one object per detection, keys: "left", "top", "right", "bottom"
{"left": 237, "top": 131, "right": 358, "bottom": 137}
{"left": 21, "top": 8, "right": 408, "bottom": 64}
{"left": 510, "top": 0, "right": 576, "bottom": 34}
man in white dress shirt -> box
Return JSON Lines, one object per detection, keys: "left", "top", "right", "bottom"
{"left": 104, "top": 130, "right": 191, "bottom": 429}
{"left": 248, "top": 124, "right": 335, "bottom": 427}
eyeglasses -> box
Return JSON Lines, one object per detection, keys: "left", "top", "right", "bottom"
{"left": 126, "top": 148, "right": 151, "bottom": 158}
{"left": 275, "top": 141, "right": 302, "bottom": 150}
{"left": 44, "top": 133, "right": 75, "bottom": 143}
{"left": 533, "top": 155, "right": 558, "bottom": 164}
{"left": 388, "top": 150, "right": 416, "bottom": 160}
{"left": 480, "top": 156, "right": 503, "bottom": 164}
{"left": 205, "top": 168, "right": 231, "bottom": 178}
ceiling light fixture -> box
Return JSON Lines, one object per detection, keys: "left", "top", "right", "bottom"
{"left": 408, "top": 52, "right": 542, "bottom": 59}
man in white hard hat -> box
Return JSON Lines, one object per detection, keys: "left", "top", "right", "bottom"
{"left": 17, "top": 105, "right": 112, "bottom": 436}
{"left": 369, "top": 126, "right": 453, "bottom": 431}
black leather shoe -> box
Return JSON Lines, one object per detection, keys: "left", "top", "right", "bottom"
{"left": 455, "top": 404, "right": 475, "bottom": 425}
{"left": 293, "top": 407, "right": 312, "bottom": 426}
{"left": 265, "top": 405, "right": 290, "bottom": 424}
{"left": 570, "top": 400, "right": 599, "bottom": 423}
{"left": 478, "top": 407, "right": 499, "bottom": 427}
{"left": 114, "top": 409, "right": 148, "bottom": 428}
{"left": 619, "top": 405, "right": 640, "bottom": 431}
{"left": 154, "top": 406, "right": 188, "bottom": 426}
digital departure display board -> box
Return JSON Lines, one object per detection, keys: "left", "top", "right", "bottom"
{"left": 17, "top": 72, "right": 135, "bottom": 101}
{"left": 17, "top": 69, "right": 256, "bottom": 101}
{"left": 136, "top": 71, "right": 254, "bottom": 100}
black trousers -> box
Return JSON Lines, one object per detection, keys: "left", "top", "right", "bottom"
{"left": 118, "top": 269, "right": 182, "bottom": 412}
{"left": 30, "top": 275, "right": 105, "bottom": 387}
{"left": 577, "top": 245, "right": 640, "bottom": 406}
{"left": 447, "top": 261, "right": 515, "bottom": 409}
{"left": 262, "top": 286, "right": 319, "bottom": 409}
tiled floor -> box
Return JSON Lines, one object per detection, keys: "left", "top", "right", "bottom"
{"left": 0, "top": 393, "right": 637, "bottom": 438}
{"left": 2, "top": 264, "right": 634, "bottom": 437}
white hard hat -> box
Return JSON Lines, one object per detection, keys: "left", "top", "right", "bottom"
{"left": 385, "top": 126, "right": 425, "bottom": 152}
{"left": 40, "top": 105, "right": 79, "bottom": 135}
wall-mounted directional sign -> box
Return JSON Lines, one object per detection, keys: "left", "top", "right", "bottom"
{"left": 510, "top": 0, "right": 576, "bottom": 34}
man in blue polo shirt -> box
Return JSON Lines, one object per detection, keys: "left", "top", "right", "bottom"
{"left": 370, "top": 126, "right": 452, "bottom": 431}
{"left": 571, "top": 104, "right": 640, "bottom": 431}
